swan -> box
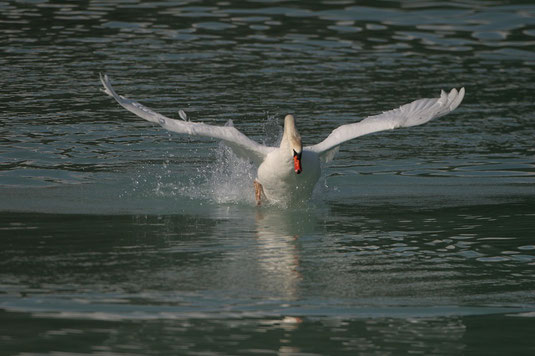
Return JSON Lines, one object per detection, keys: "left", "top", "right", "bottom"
{"left": 100, "top": 74, "right": 464, "bottom": 206}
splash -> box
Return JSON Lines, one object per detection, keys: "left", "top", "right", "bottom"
{"left": 136, "top": 143, "right": 257, "bottom": 205}
{"left": 203, "top": 143, "right": 257, "bottom": 204}
{"left": 260, "top": 113, "right": 283, "bottom": 147}
{"left": 122, "top": 114, "right": 331, "bottom": 207}
{"left": 128, "top": 114, "right": 282, "bottom": 205}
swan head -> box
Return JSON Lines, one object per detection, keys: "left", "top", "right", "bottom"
{"left": 284, "top": 114, "right": 303, "bottom": 174}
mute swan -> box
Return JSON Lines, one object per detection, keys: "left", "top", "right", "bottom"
{"left": 100, "top": 74, "right": 464, "bottom": 206}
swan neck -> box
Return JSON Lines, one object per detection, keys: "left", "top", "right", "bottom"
{"left": 282, "top": 115, "right": 302, "bottom": 153}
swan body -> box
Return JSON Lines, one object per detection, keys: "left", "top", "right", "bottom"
{"left": 258, "top": 146, "right": 321, "bottom": 205}
{"left": 100, "top": 74, "right": 465, "bottom": 206}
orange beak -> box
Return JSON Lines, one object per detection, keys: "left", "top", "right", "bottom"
{"left": 293, "top": 153, "right": 302, "bottom": 174}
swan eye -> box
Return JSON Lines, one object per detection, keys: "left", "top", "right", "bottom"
{"left": 293, "top": 150, "right": 302, "bottom": 159}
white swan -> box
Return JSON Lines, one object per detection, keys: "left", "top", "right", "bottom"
{"left": 100, "top": 74, "right": 465, "bottom": 206}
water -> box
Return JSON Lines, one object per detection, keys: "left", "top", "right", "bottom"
{"left": 1, "top": 0, "right": 535, "bottom": 354}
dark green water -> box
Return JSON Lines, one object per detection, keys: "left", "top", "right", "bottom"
{"left": 1, "top": 0, "right": 535, "bottom": 354}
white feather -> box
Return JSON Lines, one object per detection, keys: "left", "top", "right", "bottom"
{"left": 99, "top": 74, "right": 273, "bottom": 165}
{"left": 307, "top": 87, "right": 465, "bottom": 159}
{"left": 178, "top": 110, "right": 188, "bottom": 121}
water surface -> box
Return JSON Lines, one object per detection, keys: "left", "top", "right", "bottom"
{"left": 1, "top": 0, "right": 535, "bottom": 354}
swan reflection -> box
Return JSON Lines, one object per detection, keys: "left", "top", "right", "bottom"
{"left": 253, "top": 208, "right": 308, "bottom": 301}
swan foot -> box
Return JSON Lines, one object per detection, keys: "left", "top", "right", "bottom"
{"left": 254, "top": 180, "right": 265, "bottom": 206}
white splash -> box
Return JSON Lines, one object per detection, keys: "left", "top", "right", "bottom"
{"left": 125, "top": 114, "right": 330, "bottom": 206}
{"left": 203, "top": 143, "right": 257, "bottom": 204}
{"left": 146, "top": 144, "right": 257, "bottom": 205}
{"left": 147, "top": 115, "right": 281, "bottom": 205}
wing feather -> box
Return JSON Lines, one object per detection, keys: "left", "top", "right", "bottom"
{"left": 307, "top": 88, "right": 465, "bottom": 161}
{"left": 100, "top": 74, "right": 273, "bottom": 165}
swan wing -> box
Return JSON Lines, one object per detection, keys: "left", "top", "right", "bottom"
{"left": 307, "top": 88, "right": 465, "bottom": 161}
{"left": 100, "top": 74, "right": 273, "bottom": 165}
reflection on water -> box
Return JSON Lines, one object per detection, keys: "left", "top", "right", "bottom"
{"left": 254, "top": 208, "right": 303, "bottom": 301}
{"left": 2, "top": 201, "right": 534, "bottom": 309}
{"left": 1, "top": 199, "right": 535, "bottom": 353}
{"left": 1, "top": 0, "right": 535, "bottom": 354}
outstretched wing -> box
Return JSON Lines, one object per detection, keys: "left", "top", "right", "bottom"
{"left": 306, "top": 88, "right": 465, "bottom": 161}
{"left": 100, "top": 74, "right": 273, "bottom": 165}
